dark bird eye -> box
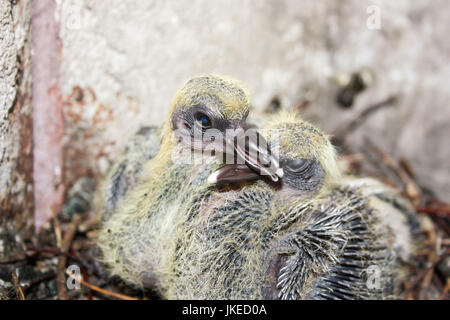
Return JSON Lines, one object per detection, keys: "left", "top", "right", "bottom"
{"left": 195, "top": 113, "right": 212, "bottom": 129}
{"left": 285, "top": 159, "right": 310, "bottom": 174}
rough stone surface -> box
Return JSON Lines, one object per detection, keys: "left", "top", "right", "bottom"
{"left": 58, "top": 0, "right": 449, "bottom": 200}
{"left": 0, "top": 0, "right": 33, "bottom": 261}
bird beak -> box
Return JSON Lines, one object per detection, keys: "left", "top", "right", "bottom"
{"left": 207, "top": 164, "right": 261, "bottom": 184}
{"left": 208, "top": 128, "right": 284, "bottom": 185}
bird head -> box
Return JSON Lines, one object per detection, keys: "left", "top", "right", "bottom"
{"left": 265, "top": 112, "right": 341, "bottom": 195}
{"left": 208, "top": 111, "right": 340, "bottom": 196}
{"left": 162, "top": 75, "right": 283, "bottom": 181}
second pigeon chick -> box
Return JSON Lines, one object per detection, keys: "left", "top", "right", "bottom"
{"left": 166, "top": 113, "right": 422, "bottom": 299}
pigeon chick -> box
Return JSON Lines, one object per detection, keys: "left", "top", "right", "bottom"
{"left": 96, "top": 75, "right": 282, "bottom": 290}
{"left": 168, "top": 112, "right": 421, "bottom": 299}
{"left": 261, "top": 114, "right": 421, "bottom": 299}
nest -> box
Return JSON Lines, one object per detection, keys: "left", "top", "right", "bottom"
{"left": 1, "top": 97, "right": 449, "bottom": 300}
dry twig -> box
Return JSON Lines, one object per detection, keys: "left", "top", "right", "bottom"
{"left": 416, "top": 204, "right": 450, "bottom": 216}
{"left": 441, "top": 279, "right": 450, "bottom": 300}
{"left": 52, "top": 208, "right": 63, "bottom": 249}
{"left": 406, "top": 249, "right": 449, "bottom": 298}
{"left": 333, "top": 95, "right": 397, "bottom": 144}
{"left": 65, "top": 271, "right": 138, "bottom": 300}
{"left": 26, "top": 246, "right": 79, "bottom": 260}
{"left": 78, "top": 214, "right": 101, "bottom": 232}
{"left": 364, "top": 138, "right": 421, "bottom": 203}
{"left": 11, "top": 270, "right": 25, "bottom": 300}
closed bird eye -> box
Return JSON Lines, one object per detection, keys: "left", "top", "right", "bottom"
{"left": 285, "top": 158, "right": 310, "bottom": 175}
{"left": 281, "top": 158, "right": 325, "bottom": 191}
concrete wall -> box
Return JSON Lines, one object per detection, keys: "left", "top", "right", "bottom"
{"left": 0, "top": 0, "right": 33, "bottom": 262}
{"left": 58, "top": 0, "right": 450, "bottom": 202}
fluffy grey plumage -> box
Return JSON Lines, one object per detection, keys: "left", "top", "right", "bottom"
{"left": 163, "top": 178, "right": 419, "bottom": 299}
{"left": 163, "top": 116, "right": 422, "bottom": 299}
{"left": 95, "top": 83, "right": 421, "bottom": 300}
{"left": 99, "top": 126, "right": 160, "bottom": 221}
{"left": 95, "top": 75, "right": 284, "bottom": 291}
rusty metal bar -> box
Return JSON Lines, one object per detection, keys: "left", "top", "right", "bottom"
{"left": 32, "top": 0, "right": 65, "bottom": 230}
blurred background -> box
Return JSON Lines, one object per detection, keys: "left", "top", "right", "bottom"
{"left": 1, "top": 0, "right": 449, "bottom": 284}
